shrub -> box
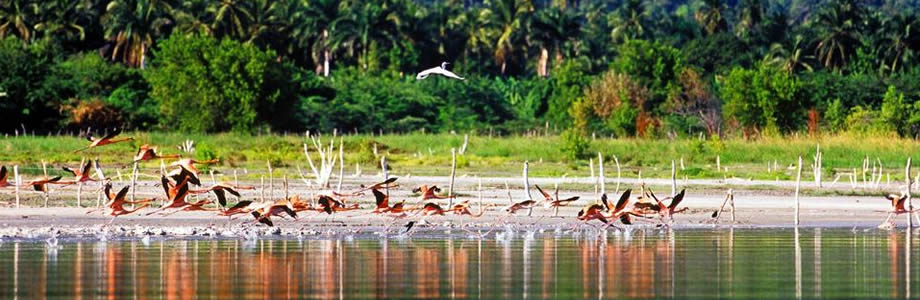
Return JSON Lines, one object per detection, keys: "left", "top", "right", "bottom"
{"left": 560, "top": 127, "right": 589, "bottom": 162}
{"left": 145, "top": 34, "right": 292, "bottom": 133}
{"left": 721, "top": 63, "right": 805, "bottom": 136}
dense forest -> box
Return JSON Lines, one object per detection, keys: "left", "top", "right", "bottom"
{"left": 3, "top": 0, "right": 920, "bottom": 139}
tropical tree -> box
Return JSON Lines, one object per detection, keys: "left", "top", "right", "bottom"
{"left": 484, "top": 0, "right": 533, "bottom": 75}
{"left": 695, "top": 0, "right": 727, "bottom": 35}
{"left": 173, "top": 0, "right": 213, "bottom": 36}
{"left": 209, "top": 0, "right": 252, "bottom": 40}
{"left": 877, "top": 14, "right": 920, "bottom": 74}
{"left": 810, "top": 0, "right": 864, "bottom": 71}
{"left": 763, "top": 35, "right": 814, "bottom": 74}
{"left": 291, "top": 0, "right": 343, "bottom": 76}
{"left": 103, "top": 0, "right": 174, "bottom": 68}
{"left": 529, "top": 6, "right": 581, "bottom": 77}
{"left": 734, "top": 0, "right": 762, "bottom": 39}
{"left": 34, "top": 0, "right": 95, "bottom": 43}
{"left": 329, "top": 1, "right": 399, "bottom": 70}
{"left": 0, "top": 0, "right": 37, "bottom": 43}
{"left": 609, "top": 0, "right": 647, "bottom": 43}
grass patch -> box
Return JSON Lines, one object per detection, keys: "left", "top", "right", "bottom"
{"left": 1, "top": 132, "right": 917, "bottom": 182}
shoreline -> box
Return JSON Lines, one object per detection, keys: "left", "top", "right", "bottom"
{"left": 0, "top": 175, "right": 909, "bottom": 240}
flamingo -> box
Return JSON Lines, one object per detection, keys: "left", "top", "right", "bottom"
{"left": 317, "top": 195, "right": 359, "bottom": 214}
{"left": 250, "top": 200, "right": 297, "bottom": 226}
{"left": 190, "top": 182, "right": 252, "bottom": 207}
{"left": 420, "top": 202, "right": 447, "bottom": 216}
{"left": 534, "top": 184, "right": 579, "bottom": 215}
{"left": 27, "top": 176, "right": 62, "bottom": 192}
{"left": 74, "top": 128, "right": 133, "bottom": 153}
{"left": 880, "top": 192, "right": 920, "bottom": 228}
{"left": 62, "top": 161, "right": 95, "bottom": 183}
{"left": 218, "top": 200, "right": 255, "bottom": 217}
{"left": 133, "top": 144, "right": 180, "bottom": 162}
{"left": 413, "top": 185, "right": 452, "bottom": 201}
{"left": 416, "top": 62, "right": 465, "bottom": 80}
{"left": 145, "top": 175, "right": 192, "bottom": 215}
{"left": 644, "top": 188, "right": 687, "bottom": 223}
{"left": 99, "top": 184, "right": 152, "bottom": 219}
{"left": 577, "top": 190, "right": 634, "bottom": 225}
{"left": 449, "top": 200, "right": 489, "bottom": 217}
{"left": 355, "top": 177, "right": 399, "bottom": 194}
{"left": 169, "top": 158, "right": 218, "bottom": 184}
{"left": 0, "top": 166, "right": 10, "bottom": 188}
{"left": 505, "top": 200, "right": 538, "bottom": 215}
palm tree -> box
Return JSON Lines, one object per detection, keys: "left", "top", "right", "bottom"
{"left": 763, "top": 35, "right": 813, "bottom": 74}
{"left": 484, "top": 0, "right": 533, "bottom": 75}
{"left": 811, "top": 0, "right": 864, "bottom": 70}
{"left": 878, "top": 13, "right": 920, "bottom": 74}
{"left": 330, "top": 1, "right": 398, "bottom": 70}
{"left": 0, "top": 0, "right": 38, "bottom": 43}
{"left": 34, "top": 0, "right": 95, "bottom": 43}
{"left": 529, "top": 7, "right": 581, "bottom": 77}
{"left": 173, "top": 0, "right": 213, "bottom": 36}
{"left": 291, "top": 0, "right": 343, "bottom": 76}
{"left": 209, "top": 0, "right": 252, "bottom": 40}
{"left": 103, "top": 0, "right": 174, "bottom": 68}
{"left": 609, "top": 0, "right": 647, "bottom": 43}
{"left": 695, "top": 0, "right": 727, "bottom": 35}
{"left": 734, "top": 0, "right": 762, "bottom": 39}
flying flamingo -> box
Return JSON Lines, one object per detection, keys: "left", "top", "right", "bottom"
{"left": 317, "top": 195, "right": 359, "bottom": 215}
{"left": 535, "top": 184, "right": 579, "bottom": 216}
{"left": 413, "top": 185, "right": 452, "bottom": 201}
{"left": 250, "top": 200, "right": 297, "bottom": 226}
{"left": 190, "top": 182, "right": 252, "bottom": 207}
{"left": 643, "top": 188, "right": 688, "bottom": 224}
{"left": 145, "top": 175, "right": 192, "bottom": 215}
{"left": 169, "top": 158, "right": 218, "bottom": 185}
{"left": 218, "top": 200, "right": 255, "bottom": 217}
{"left": 420, "top": 202, "right": 447, "bottom": 216}
{"left": 27, "top": 175, "right": 62, "bottom": 192}
{"left": 62, "top": 161, "right": 95, "bottom": 183}
{"left": 505, "top": 199, "right": 538, "bottom": 215}
{"left": 577, "top": 190, "right": 634, "bottom": 225}
{"left": 879, "top": 192, "right": 920, "bottom": 228}
{"left": 74, "top": 128, "right": 134, "bottom": 153}
{"left": 99, "top": 184, "right": 153, "bottom": 221}
{"left": 133, "top": 144, "right": 180, "bottom": 162}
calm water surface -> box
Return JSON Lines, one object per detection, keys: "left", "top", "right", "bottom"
{"left": 0, "top": 228, "right": 917, "bottom": 299}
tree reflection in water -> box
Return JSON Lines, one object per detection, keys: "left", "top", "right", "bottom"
{"left": 0, "top": 228, "right": 917, "bottom": 299}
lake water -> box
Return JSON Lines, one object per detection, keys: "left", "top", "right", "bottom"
{"left": 0, "top": 228, "right": 916, "bottom": 299}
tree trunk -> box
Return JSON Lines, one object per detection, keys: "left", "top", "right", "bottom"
{"left": 538, "top": 48, "right": 549, "bottom": 77}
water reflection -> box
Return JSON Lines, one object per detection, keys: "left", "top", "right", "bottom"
{"left": 0, "top": 229, "right": 918, "bottom": 299}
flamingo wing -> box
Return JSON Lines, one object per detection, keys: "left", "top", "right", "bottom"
{"left": 372, "top": 188, "right": 388, "bottom": 208}
{"left": 534, "top": 184, "right": 553, "bottom": 201}
{"left": 615, "top": 189, "right": 632, "bottom": 212}
{"left": 668, "top": 189, "right": 686, "bottom": 211}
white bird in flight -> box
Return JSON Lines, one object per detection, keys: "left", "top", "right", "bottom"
{"left": 416, "top": 62, "right": 465, "bottom": 80}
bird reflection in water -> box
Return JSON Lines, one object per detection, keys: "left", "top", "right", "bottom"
{"left": 1, "top": 229, "right": 919, "bottom": 299}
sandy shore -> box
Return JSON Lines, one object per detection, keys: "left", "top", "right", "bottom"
{"left": 0, "top": 175, "right": 907, "bottom": 240}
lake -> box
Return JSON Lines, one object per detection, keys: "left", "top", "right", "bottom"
{"left": 0, "top": 227, "right": 915, "bottom": 299}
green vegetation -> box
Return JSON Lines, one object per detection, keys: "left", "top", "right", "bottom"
{"left": 3, "top": 133, "right": 919, "bottom": 184}
{"left": 4, "top": 0, "right": 920, "bottom": 141}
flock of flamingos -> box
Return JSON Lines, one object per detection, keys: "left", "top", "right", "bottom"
{"left": 0, "top": 129, "right": 914, "bottom": 229}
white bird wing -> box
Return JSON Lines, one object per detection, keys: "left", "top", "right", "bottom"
{"left": 416, "top": 67, "right": 465, "bottom": 80}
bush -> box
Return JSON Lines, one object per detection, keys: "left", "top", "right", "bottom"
{"left": 0, "top": 37, "right": 61, "bottom": 131}
{"left": 145, "top": 34, "right": 294, "bottom": 133}
{"left": 560, "top": 127, "right": 589, "bottom": 162}
{"left": 721, "top": 63, "right": 805, "bottom": 136}
{"left": 576, "top": 70, "right": 645, "bottom": 136}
